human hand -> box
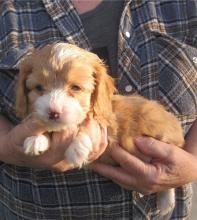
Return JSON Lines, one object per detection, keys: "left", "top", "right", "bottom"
{"left": 91, "top": 137, "right": 197, "bottom": 194}
{"left": 0, "top": 118, "right": 76, "bottom": 171}
{"left": 64, "top": 117, "right": 108, "bottom": 167}
{"left": 84, "top": 117, "right": 108, "bottom": 163}
{"left": 0, "top": 117, "right": 108, "bottom": 172}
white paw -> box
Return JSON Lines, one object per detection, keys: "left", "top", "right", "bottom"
{"left": 23, "top": 135, "right": 49, "bottom": 156}
{"left": 157, "top": 189, "right": 175, "bottom": 216}
{"left": 65, "top": 133, "right": 93, "bottom": 168}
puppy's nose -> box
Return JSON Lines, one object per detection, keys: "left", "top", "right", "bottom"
{"left": 48, "top": 111, "right": 60, "bottom": 120}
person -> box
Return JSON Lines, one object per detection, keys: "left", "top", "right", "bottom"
{"left": 0, "top": 0, "right": 196, "bottom": 219}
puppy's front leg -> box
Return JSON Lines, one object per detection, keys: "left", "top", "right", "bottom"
{"left": 23, "top": 134, "right": 50, "bottom": 156}
{"left": 65, "top": 132, "right": 93, "bottom": 168}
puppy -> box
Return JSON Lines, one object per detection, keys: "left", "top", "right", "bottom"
{"left": 15, "top": 43, "right": 184, "bottom": 216}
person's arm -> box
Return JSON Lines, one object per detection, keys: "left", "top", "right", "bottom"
{"left": 0, "top": 115, "right": 107, "bottom": 171}
{"left": 92, "top": 119, "right": 197, "bottom": 194}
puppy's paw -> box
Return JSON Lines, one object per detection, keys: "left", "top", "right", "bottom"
{"left": 23, "top": 135, "right": 49, "bottom": 156}
{"left": 65, "top": 133, "right": 93, "bottom": 168}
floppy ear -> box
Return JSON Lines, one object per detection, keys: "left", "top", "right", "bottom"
{"left": 91, "top": 61, "right": 117, "bottom": 126}
{"left": 15, "top": 52, "right": 34, "bottom": 118}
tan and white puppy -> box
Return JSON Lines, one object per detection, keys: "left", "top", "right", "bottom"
{"left": 15, "top": 42, "right": 184, "bottom": 216}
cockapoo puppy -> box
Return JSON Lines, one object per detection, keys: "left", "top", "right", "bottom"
{"left": 15, "top": 42, "right": 184, "bottom": 216}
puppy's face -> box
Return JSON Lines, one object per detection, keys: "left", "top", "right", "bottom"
{"left": 16, "top": 43, "right": 115, "bottom": 130}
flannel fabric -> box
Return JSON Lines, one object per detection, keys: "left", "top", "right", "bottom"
{"left": 0, "top": 0, "right": 197, "bottom": 219}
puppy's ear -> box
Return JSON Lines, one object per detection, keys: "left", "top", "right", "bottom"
{"left": 92, "top": 61, "right": 117, "bottom": 126}
{"left": 15, "top": 51, "right": 34, "bottom": 118}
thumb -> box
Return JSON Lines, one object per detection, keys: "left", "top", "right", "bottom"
{"left": 11, "top": 119, "right": 46, "bottom": 145}
{"left": 135, "top": 137, "right": 172, "bottom": 160}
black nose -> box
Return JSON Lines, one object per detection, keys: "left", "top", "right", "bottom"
{"left": 49, "top": 111, "right": 60, "bottom": 120}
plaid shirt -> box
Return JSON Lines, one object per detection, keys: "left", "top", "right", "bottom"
{"left": 0, "top": 0, "right": 197, "bottom": 219}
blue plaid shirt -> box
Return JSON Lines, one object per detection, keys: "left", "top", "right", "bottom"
{"left": 0, "top": 0, "right": 196, "bottom": 219}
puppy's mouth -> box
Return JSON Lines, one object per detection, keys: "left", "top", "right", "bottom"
{"left": 34, "top": 89, "right": 86, "bottom": 131}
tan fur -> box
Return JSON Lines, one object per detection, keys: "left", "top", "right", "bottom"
{"left": 15, "top": 43, "right": 184, "bottom": 163}
{"left": 15, "top": 50, "right": 35, "bottom": 118}
{"left": 111, "top": 95, "right": 184, "bottom": 162}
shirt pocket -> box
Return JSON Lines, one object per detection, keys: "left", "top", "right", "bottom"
{"left": 0, "top": 1, "right": 65, "bottom": 69}
{"left": 154, "top": 33, "right": 197, "bottom": 118}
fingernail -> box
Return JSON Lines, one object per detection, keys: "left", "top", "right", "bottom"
{"left": 135, "top": 136, "right": 146, "bottom": 143}
{"left": 135, "top": 137, "right": 155, "bottom": 148}
{"left": 135, "top": 136, "right": 152, "bottom": 146}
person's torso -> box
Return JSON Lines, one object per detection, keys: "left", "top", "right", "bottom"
{"left": 0, "top": 1, "right": 196, "bottom": 219}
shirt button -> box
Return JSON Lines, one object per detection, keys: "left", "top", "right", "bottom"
{"left": 125, "top": 85, "right": 132, "bottom": 92}
{"left": 125, "top": 31, "right": 130, "bottom": 38}
{"left": 193, "top": 57, "right": 197, "bottom": 64}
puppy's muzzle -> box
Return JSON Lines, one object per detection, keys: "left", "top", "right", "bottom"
{"left": 34, "top": 89, "right": 86, "bottom": 129}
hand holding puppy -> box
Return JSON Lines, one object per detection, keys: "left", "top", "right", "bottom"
{"left": 0, "top": 116, "right": 107, "bottom": 172}
{"left": 92, "top": 137, "right": 197, "bottom": 194}
{"left": 14, "top": 43, "right": 186, "bottom": 214}
{"left": 0, "top": 117, "right": 73, "bottom": 171}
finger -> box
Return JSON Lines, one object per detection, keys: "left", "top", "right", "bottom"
{"left": 12, "top": 119, "right": 46, "bottom": 144}
{"left": 88, "top": 126, "right": 108, "bottom": 162}
{"left": 97, "top": 126, "right": 108, "bottom": 154}
{"left": 28, "top": 146, "right": 73, "bottom": 170}
{"left": 85, "top": 118, "right": 101, "bottom": 151}
{"left": 51, "top": 128, "right": 76, "bottom": 150}
{"left": 37, "top": 132, "right": 74, "bottom": 163}
{"left": 91, "top": 162, "right": 137, "bottom": 188}
{"left": 101, "top": 126, "right": 108, "bottom": 148}
{"left": 135, "top": 137, "right": 172, "bottom": 159}
{"left": 18, "top": 128, "right": 76, "bottom": 168}
{"left": 110, "top": 146, "right": 147, "bottom": 174}
{"left": 84, "top": 117, "right": 99, "bottom": 131}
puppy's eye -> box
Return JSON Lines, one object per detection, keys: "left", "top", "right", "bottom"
{"left": 70, "top": 85, "right": 81, "bottom": 91}
{"left": 35, "top": 84, "right": 44, "bottom": 92}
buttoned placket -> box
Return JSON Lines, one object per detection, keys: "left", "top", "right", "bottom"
{"left": 117, "top": 0, "right": 141, "bottom": 96}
